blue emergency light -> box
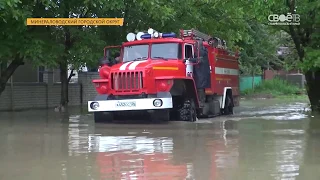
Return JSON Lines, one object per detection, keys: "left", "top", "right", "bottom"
{"left": 143, "top": 32, "right": 176, "bottom": 39}
{"left": 140, "top": 32, "right": 176, "bottom": 39}
{"left": 141, "top": 34, "right": 152, "bottom": 39}
{"left": 126, "top": 28, "right": 177, "bottom": 42}
{"left": 161, "top": 32, "right": 176, "bottom": 38}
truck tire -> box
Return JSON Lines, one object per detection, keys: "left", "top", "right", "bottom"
{"left": 150, "top": 109, "right": 170, "bottom": 122}
{"left": 223, "top": 95, "right": 234, "bottom": 115}
{"left": 178, "top": 99, "right": 197, "bottom": 122}
{"left": 94, "top": 112, "right": 114, "bottom": 123}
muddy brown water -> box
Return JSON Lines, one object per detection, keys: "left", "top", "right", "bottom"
{"left": 0, "top": 98, "right": 320, "bottom": 180}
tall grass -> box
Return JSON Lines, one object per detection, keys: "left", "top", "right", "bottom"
{"left": 242, "top": 78, "right": 302, "bottom": 96}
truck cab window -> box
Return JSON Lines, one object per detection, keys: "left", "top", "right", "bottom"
{"left": 151, "top": 43, "right": 179, "bottom": 59}
{"left": 185, "top": 44, "right": 194, "bottom": 59}
{"left": 123, "top": 44, "right": 149, "bottom": 62}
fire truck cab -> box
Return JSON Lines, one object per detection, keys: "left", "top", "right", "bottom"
{"left": 88, "top": 28, "right": 240, "bottom": 122}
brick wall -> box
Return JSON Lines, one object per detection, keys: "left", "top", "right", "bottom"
{"left": 0, "top": 84, "right": 12, "bottom": 110}
{"left": 0, "top": 83, "right": 82, "bottom": 111}
{"left": 264, "top": 70, "right": 303, "bottom": 80}
{"left": 78, "top": 72, "right": 100, "bottom": 103}
{"left": 263, "top": 70, "right": 275, "bottom": 80}
{"left": 263, "top": 70, "right": 305, "bottom": 89}
{"left": 0, "top": 72, "right": 99, "bottom": 111}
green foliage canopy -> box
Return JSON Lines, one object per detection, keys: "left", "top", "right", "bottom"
{"left": 0, "top": 0, "right": 319, "bottom": 107}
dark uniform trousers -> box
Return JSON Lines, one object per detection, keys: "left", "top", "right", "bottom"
{"left": 197, "top": 88, "right": 206, "bottom": 108}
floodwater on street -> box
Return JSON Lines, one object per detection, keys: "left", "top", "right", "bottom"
{"left": 0, "top": 98, "right": 320, "bottom": 180}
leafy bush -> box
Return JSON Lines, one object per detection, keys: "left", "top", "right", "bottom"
{"left": 242, "top": 78, "right": 302, "bottom": 96}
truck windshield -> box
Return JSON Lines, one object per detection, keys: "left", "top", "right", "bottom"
{"left": 151, "top": 43, "right": 179, "bottom": 59}
{"left": 123, "top": 44, "right": 148, "bottom": 62}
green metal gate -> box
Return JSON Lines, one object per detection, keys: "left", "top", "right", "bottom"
{"left": 240, "top": 76, "right": 262, "bottom": 92}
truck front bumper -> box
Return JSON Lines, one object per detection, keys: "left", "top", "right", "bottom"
{"left": 88, "top": 97, "right": 173, "bottom": 112}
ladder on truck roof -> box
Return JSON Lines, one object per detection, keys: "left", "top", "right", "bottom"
{"left": 180, "top": 29, "right": 226, "bottom": 49}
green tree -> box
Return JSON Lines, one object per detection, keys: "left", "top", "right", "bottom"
{"left": 2, "top": 0, "right": 319, "bottom": 112}
{"left": 34, "top": 0, "right": 109, "bottom": 108}
{"left": 0, "top": 0, "right": 107, "bottom": 108}
{"left": 238, "top": 22, "right": 281, "bottom": 78}
{"left": 230, "top": 0, "right": 319, "bottom": 111}
{"left": 267, "top": 0, "right": 320, "bottom": 111}
{"left": 276, "top": 30, "right": 300, "bottom": 72}
{"left": 0, "top": 0, "right": 55, "bottom": 96}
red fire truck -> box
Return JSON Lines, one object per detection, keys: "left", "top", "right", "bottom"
{"left": 88, "top": 28, "right": 240, "bottom": 122}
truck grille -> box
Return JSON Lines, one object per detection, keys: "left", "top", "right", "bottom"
{"left": 111, "top": 71, "right": 143, "bottom": 91}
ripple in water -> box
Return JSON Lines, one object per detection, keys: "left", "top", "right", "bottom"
{"left": 236, "top": 102, "right": 310, "bottom": 121}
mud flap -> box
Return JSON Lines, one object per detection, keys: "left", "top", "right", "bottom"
{"left": 222, "top": 95, "right": 234, "bottom": 115}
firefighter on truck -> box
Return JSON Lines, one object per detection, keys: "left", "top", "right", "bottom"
{"left": 88, "top": 28, "right": 240, "bottom": 123}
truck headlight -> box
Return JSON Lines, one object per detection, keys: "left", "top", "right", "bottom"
{"left": 90, "top": 102, "right": 99, "bottom": 110}
{"left": 153, "top": 99, "right": 163, "bottom": 107}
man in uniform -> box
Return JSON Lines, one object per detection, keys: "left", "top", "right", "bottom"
{"left": 99, "top": 52, "right": 121, "bottom": 67}
{"left": 192, "top": 40, "right": 211, "bottom": 117}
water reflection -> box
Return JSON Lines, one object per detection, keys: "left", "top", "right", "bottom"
{"left": 88, "top": 135, "right": 189, "bottom": 179}
{"left": 237, "top": 118, "right": 309, "bottom": 180}
{"left": 86, "top": 121, "right": 240, "bottom": 180}
{"left": 0, "top": 100, "right": 320, "bottom": 180}
{"left": 88, "top": 136, "right": 174, "bottom": 153}
{"left": 207, "top": 121, "right": 239, "bottom": 180}
{"left": 68, "top": 115, "right": 91, "bottom": 156}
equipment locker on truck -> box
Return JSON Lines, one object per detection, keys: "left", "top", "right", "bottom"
{"left": 88, "top": 28, "right": 240, "bottom": 122}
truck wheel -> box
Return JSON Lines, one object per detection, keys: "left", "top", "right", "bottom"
{"left": 178, "top": 99, "right": 197, "bottom": 122}
{"left": 94, "top": 112, "right": 114, "bottom": 123}
{"left": 223, "top": 96, "right": 234, "bottom": 115}
{"left": 150, "top": 109, "right": 170, "bottom": 122}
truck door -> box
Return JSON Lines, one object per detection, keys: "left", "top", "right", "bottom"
{"left": 184, "top": 43, "right": 194, "bottom": 77}
{"left": 184, "top": 43, "right": 194, "bottom": 59}
{"left": 99, "top": 46, "right": 122, "bottom": 67}
{"left": 104, "top": 46, "right": 122, "bottom": 61}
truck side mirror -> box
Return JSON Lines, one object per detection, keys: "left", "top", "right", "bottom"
{"left": 183, "top": 57, "right": 202, "bottom": 63}
{"left": 183, "top": 58, "right": 187, "bottom": 63}
{"left": 183, "top": 58, "right": 192, "bottom": 63}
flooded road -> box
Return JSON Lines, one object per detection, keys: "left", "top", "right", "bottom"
{"left": 0, "top": 98, "right": 320, "bottom": 180}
